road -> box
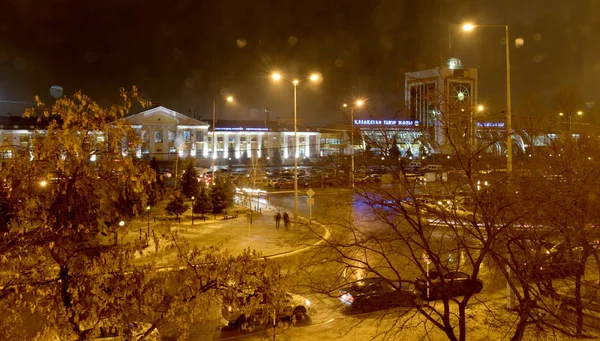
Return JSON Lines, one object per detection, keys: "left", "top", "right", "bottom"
{"left": 219, "top": 188, "right": 600, "bottom": 340}
{"left": 217, "top": 189, "right": 515, "bottom": 340}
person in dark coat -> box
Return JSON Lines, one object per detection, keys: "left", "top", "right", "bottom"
{"left": 283, "top": 212, "right": 290, "bottom": 230}
{"left": 275, "top": 212, "right": 282, "bottom": 229}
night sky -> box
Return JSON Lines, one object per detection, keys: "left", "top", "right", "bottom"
{"left": 0, "top": 0, "right": 598, "bottom": 125}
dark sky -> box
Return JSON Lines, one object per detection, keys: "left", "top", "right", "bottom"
{"left": 0, "top": 0, "right": 598, "bottom": 124}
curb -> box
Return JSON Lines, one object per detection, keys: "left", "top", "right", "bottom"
{"left": 263, "top": 216, "right": 331, "bottom": 260}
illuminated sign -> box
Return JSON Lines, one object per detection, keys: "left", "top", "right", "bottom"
{"left": 354, "top": 120, "right": 419, "bottom": 127}
{"left": 477, "top": 122, "right": 504, "bottom": 128}
{"left": 215, "top": 127, "right": 270, "bottom": 131}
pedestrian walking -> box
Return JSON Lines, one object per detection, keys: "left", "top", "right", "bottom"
{"left": 275, "top": 212, "right": 282, "bottom": 229}
{"left": 283, "top": 212, "right": 290, "bottom": 230}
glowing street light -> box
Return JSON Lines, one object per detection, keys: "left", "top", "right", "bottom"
{"left": 559, "top": 110, "right": 583, "bottom": 134}
{"left": 477, "top": 105, "right": 485, "bottom": 112}
{"left": 462, "top": 23, "right": 475, "bottom": 31}
{"left": 344, "top": 99, "right": 365, "bottom": 190}
{"left": 212, "top": 95, "right": 234, "bottom": 184}
{"left": 271, "top": 71, "right": 322, "bottom": 219}
{"left": 39, "top": 180, "right": 48, "bottom": 188}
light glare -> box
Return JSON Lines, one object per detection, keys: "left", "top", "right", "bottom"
{"left": 309, "top": 73, "right": 319, "bottom": 82}
{"left": 355, "top": 99, "right": 364, "bottom": 107}
{"left": 462, "top": 23, "right": 475, "bottom": 31}
{"left": 226, "top": 96, "right": 233, "bottom": 102}
{"left": 272, "top": 73, "right": 281, "bottom": 81}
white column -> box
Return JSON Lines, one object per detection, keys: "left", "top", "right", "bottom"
{"left": 162, "top": 127, "right": 169, "bottom": 160}
{"left": 176, "top": 129, "right": 184, "bottom": 157}
{"left": 304, "top": 133, "right": 310, "bottom": 158}
{"left": 247, "top": 134, "right": 252, "bottom": 156}
{"left": 191, "top": 128, "right": 197, "bottom": 157}
{"left": 235, "top": 134, "right": 241, "bottom": 158}
{"left": 203, "top": 129, "right": 209, "bottom": 157}
{"left": 148, "top": 127, "right": 155, "bottom": 154}
{"left": 223, "top": 133, "right": 229, "bottom": 158}
{"left": 258, "top": 134, "right": 263, "bottom": 158}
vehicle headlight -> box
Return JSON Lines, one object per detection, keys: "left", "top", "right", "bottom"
{"left": 305, "top": 299, "right": 311, "bottom": 307}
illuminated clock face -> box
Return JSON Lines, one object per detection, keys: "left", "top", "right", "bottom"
{"left": 450, "top": 83, "right": 471, "bottom": 104}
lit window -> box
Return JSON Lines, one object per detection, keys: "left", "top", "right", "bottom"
{"left": 183, "top": 130, "right": 191, "bottom": 142}
{"left": 168, "top": 131, "right": 175, "bottom": 142}
{"left": 155, "top": 131, "right": 163, "bottom": 143}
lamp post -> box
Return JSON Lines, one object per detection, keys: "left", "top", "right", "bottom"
{"left": 272, "top": 72, "right": 321, "bottom": 220}
{"left": 343, "top": 99, "right": 365, "bottom": 190}
{"left": 212, "top": 96, "right": 234, "bottom": 185}
{"left": 559, "top": 110, "right": 583, "bottom": 135}
{"left": 146, "top": 206, "right": 151, "bottom": 239}
{"left": 191, "top": 196, "right": 195, "bottom": 225}
{"left": 463, "top": 23, "right": 512, "bottom": 174}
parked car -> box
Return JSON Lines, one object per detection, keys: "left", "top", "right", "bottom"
{"left": 275, "top": 179, "right": 294, "bottom": 189}
{"left": 222, "top": 292, "right": 310, "bottom": 331}
{"left": 338, "top": 278, "right": 417, "bottom": 312}
{"left": 415, "top": 271, "right": 483, "bottom": 300}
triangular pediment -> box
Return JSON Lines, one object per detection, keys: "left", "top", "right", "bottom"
{"left": 125, "top": 106, "right": 209, "bottom": 127}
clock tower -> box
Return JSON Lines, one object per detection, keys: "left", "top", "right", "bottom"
{"left": 405, "top": 57, "right": 478, "bottom": 154}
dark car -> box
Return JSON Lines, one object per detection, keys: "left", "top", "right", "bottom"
{"left": 415, "top": 271, "right": 483, "bottom": 300}
{"left": 275, "top": 178, "right": 294, "bottom": 189}
{"left": 338, "top": 278, "right": 417, "bottom": 312}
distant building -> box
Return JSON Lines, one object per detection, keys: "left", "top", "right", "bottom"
{"left": 124, "top": 105, "right": 320, "bottom": 164}
{"left": 405, "top": 57, "right": 479, "bottom": 153}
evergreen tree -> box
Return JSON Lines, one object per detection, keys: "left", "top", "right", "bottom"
{"left": 227, "top": 143, "right": 236, "bottom": 166}
{"left": 210, "top": 175, "right": 229, "bottom": 214}
{"left": 165, "top": 191, "right": 189, "bottom": 218}
{"left": 260, "top": 140, "right": 268, "bottom": 165}
{"left": 193, "top": 182, "right": 213, "bottom": 217}
{"left": 272, "top": 147, "right": 282, "bottom": 165}
{"left": 240, "top": 150, "right": 250, "bottom": 165}
{"left": 179, "top": 159, "right": 199, "bottom": 198}
{"left": 390, "top": 137, "right": 401, "bottom": 160}
{"left": 147, "top": 156, "right": 164, "bottom": 206}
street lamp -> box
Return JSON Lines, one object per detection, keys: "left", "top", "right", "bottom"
{"left": 463, "top": 22, "right": 512, "bottom": 173}
{"left": 342, "top": 99, "right": 365, "bottom": 189}
{"left": 470, "top": 105, "right": 485, "bottom": 148}
{"left": 272, "top": 71, "right": 321, "bottom": 219}
{"left": 212, "top": 95, "right": 234, "bottom": 185}
{"left": 146, "top": 206, "right": 151, "bottom": 239}
{"left": 559, "top": 110, "right": 583, "bottom": 135}
{"left": 191, "top": 196, "right": 195, "bottom": 225}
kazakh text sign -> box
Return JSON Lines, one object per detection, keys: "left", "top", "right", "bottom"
{"left": 477, "top": 122, "right": 505, "bottom": 128}
{"left": 354, "top": 120, "right": 419, "bottom": 126}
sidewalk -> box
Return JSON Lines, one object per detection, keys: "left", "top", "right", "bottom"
{"left": 124, "top": 203, "right": 326, "bottom": 266}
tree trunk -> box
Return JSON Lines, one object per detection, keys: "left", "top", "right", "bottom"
{"left": 59, "top": 265, "right": 79, "bottom": 335}
{"left": 458, "top": 302, "right": 467, "bottom": 341}
{"left": 575, "top": 274, "right": 583, "bottom": 336}
{"left": 510, "top": 298, "right": 533, "bottom": 341}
